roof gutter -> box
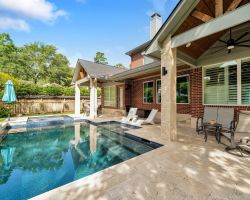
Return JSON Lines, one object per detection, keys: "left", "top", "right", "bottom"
{"left": 110, "top": 62, "right": 161, "bottom": 81}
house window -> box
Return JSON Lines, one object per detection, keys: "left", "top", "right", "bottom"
{"left": 177, "top": 76, "right": 189, "bottom": 103}
{"left": 242, "top": 58, "right": 250, "bottom": 105}
{"left": 143, "top": 81, "right": 154, "bottom": 103}
{"left": 204, "top": 60, "right": 237, "bottom": 105}
{"left": 156, "top": 80, "right": 161, "bottom": 104}
{"left": 104, "top": 86, "right": 116, "bottom": 107}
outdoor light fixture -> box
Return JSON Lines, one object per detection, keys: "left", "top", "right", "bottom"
{"left": 162, "top": 67, "right": 168, "bottom": 76}
{"left": 186, "top": 42, "right": 191, "bottom": 48}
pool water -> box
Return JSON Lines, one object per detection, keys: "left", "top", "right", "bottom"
{"left": 0, "top": 121, "right": 159, "bottom": 200}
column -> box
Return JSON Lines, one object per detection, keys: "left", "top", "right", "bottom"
{"left": 90, "top": 78, "right": 98, "bottom": 118}
{"left": 161, "top": 36, "right": 177, "bottom": 141}
{"left": 75, "top": 83, "right": 81, "bottom": 116}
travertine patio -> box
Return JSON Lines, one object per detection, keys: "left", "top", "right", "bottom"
{"left": 32, "top": 117, "right": 250, "bottom": 200}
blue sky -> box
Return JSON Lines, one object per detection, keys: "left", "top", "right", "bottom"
{"left": 0, "top": 0, "right": 179, "bottom": 67}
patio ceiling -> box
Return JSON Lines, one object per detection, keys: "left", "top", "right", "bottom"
{"left": 146, "top": 0, "right": 250, "bottom": 67}
{"left": 176, "top": 0, "right": 250, "bottom": 59}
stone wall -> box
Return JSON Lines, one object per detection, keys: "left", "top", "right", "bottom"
{"left": 0, "top": 96, "right": 101, "bottom": 115}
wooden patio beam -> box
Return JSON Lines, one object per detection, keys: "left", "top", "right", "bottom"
{"left": 226, "top": 0, "right": 243, "bottom": 12}
{"left": 191, "top": 10, "right": 214, "bottom": 22}
{"left": 215, "top": 0, "right": 223, "bottom": 17}
{"left": 171, "top": 3, "right": 250, "bottom": 48}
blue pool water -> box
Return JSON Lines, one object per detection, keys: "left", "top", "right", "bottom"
{"left": 0, "top": 121, "right": 160, "bottom": 200}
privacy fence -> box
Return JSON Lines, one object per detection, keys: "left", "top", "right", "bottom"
{"left": 0, "top": 96, "right": 101, "bottom": 115}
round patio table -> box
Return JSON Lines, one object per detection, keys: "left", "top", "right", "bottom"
{"left": 203, "top": 122, "right": 222, "bottom": 143}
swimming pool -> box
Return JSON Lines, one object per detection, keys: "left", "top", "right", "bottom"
{"left": 0, "top": 121, "right": 161, "bottom": 200}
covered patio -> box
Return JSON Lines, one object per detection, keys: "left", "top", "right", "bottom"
{"left": 146, "top": 0, "right": 250, "bottom": 141}
{"left": 72, "top": 59, "right": 126, "bottom": 118}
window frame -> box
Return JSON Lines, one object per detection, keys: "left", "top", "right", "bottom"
{"left": 103, "top": 85, "right": 116, "bottom": 107}
{"left": 143, "top": 80, "right": 154, "bottom": 104}
{"left": 176, "top": 74, "right": 190, "bottom": 104}
{"left": 156, "top": 79, "right": 161, "bottom": 104}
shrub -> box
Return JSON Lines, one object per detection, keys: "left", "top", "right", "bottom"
{"left": 63, "top": 87, "right": 74, "bottom": 96}
{"left": 43, "top": 86, "right": 64, "bottom": 96}
{"left": 15, "top": 83, "right": 43, "bottom": 97}
{"left": 80, "top": 87, "right": 90, "bottom": 96}
{"left": 0, "top": 104, "right": 10, "bottom": 118}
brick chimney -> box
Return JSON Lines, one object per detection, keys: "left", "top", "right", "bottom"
{"left": 150, "top": 13, "right": 162, "bottom": 39}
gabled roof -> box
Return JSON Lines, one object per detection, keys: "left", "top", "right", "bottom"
{"left": 110, "top": 61, "right": 161, "bottom": 81}
{"left": 72, "top": 59, "right": 127, "bottom": 83}
{"left": 125, "top": 40, "right": 151, "bottom": 56}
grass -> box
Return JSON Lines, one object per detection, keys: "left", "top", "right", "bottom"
{"left": 0, "top": 118, "right": 6, "bottom": 122}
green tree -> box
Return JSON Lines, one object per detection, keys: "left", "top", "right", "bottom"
{"left": 0, "top": 33, "right": 73, "bottom": 86}
{"left": 94, "top": 52, "right": 108, "bottom": 64}
{"left": 115, "top": 63, "right": 125, "bottom": 68}
{"left": 0, "top": 33, "right": 19, "bottom": 75}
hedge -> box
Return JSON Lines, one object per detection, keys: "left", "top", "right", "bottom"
{"left": 0, "top": 72, "right": 101, "bottom": 97}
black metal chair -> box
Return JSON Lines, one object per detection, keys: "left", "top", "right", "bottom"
{"left": 196, "top": 107, "right": 218, "bottom": 134}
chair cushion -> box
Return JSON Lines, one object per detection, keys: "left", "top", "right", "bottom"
{"left": 236, "top": 112, "right": 250, "bottom": 133}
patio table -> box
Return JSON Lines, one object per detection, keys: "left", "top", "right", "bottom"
{"left": 203, "top": 122, "right": 222, "bottom": 143}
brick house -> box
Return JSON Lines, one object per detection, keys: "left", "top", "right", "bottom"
{"left": 73, "top": 0, "right": 250, "bottom": 139}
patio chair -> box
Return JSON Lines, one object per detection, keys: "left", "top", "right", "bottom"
{"left": 131, "top": 109, "right": 158, "bottom": 126}
{"left": 225, "top": 111, "right": 250, "bottom": 156}
{"left": 196, "top": 107, "right": 218, "bottom": 134}
{"left": 121, "top": 107, "right": 138, "bottom": 123}
{"left": 216, "top": 107, "right": 235, "bottom": 143}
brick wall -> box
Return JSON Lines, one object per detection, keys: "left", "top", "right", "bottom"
{"left": 130, "top": 53, "right": 144, "bottom": 69}
{"left": 102, "top": 66, "right": 250, "bottom": 118}
{"left": 131, "top": 76, "right": 161, "bottom": 111}
{"left": 177, "top": 69, "right": 192, "bottom": 115}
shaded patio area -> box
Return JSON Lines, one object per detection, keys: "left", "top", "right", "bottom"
{"left": 32, "top": 117, "right": 250, "bottom": 200}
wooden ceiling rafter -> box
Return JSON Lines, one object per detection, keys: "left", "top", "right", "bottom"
{"left": 215, "top": 0, "right": 223, "bottom": 16}
{"left": 226, "top": 0, "right": 243, "bottom": 12}
{"left": 191, "top": 10, "right": 213, "bottom": 22}
{"left": 201, "top": 0, "right": 215, "bottom": 16}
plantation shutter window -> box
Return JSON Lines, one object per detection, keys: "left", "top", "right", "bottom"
{"left": 104, "top": 86, "right": 116, "bottom": 107}
{"left": 241, "top": 58, "right": 250, "bottom": 105}
{"left": 204, "top": 61, "right": 237, "bottom": 105}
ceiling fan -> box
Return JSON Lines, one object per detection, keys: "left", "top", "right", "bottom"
{"left": 211, "top": 28, "right": 250, "bottom": 54}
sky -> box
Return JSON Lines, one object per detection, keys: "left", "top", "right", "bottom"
{"left": 0, "top": 0, "right": 179, "bottom": 68}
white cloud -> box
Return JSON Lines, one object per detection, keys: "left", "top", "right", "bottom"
{"left": 0, "top": 0, "right": 67, "bottom": 22}
{"left": 0, "top": 17, "right": 30, "bottom": 31}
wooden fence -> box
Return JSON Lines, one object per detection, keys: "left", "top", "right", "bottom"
{"left": 0, "top": 96, "right": 101, "bottom": 115}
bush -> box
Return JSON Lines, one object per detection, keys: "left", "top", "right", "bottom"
{"left": 15, "top": 83, "right": 43, "bottom": 97}
{"left": 0, "top": 72, "right": 101, "bottom": 97}
{"left": 63, "top": 87, "right": 74, "bottom": 96}
{"left": 0, "top": 105, "right": 10, "bottom": 118}
{"left": 80, "top": 87, "right": 90, "bottom": 96}
{"left": 43, "top": 86, "right": 64, "bottom": 96}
